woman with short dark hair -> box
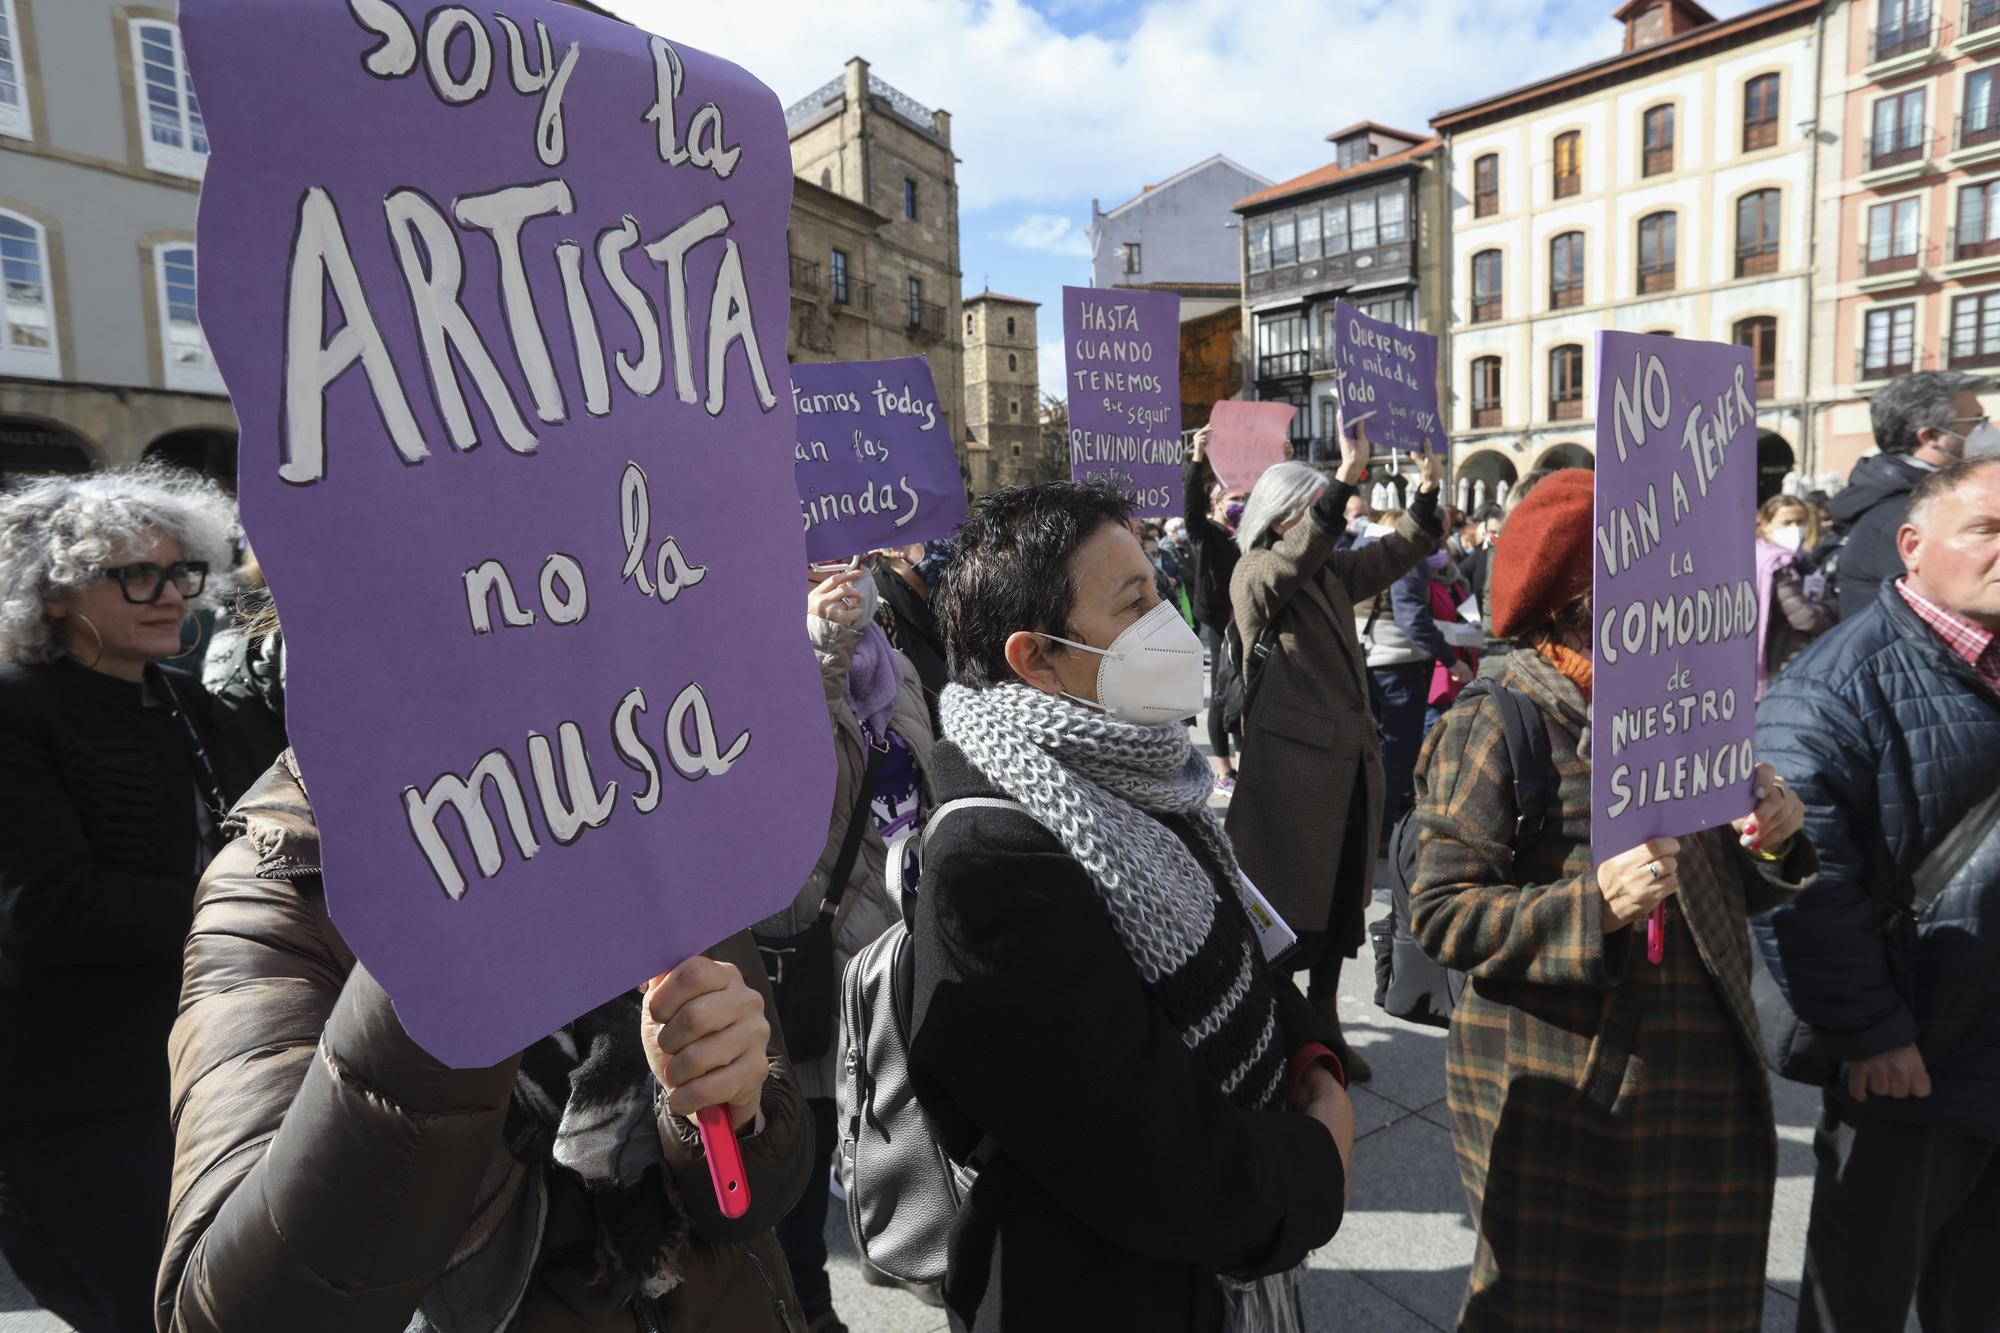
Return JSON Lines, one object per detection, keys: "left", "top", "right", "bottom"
{"left": 910, "top": 481, "right": 1353, "bottom": 1333}
{"left": 0, "top": 465, "right": 236, "bottom": 1333}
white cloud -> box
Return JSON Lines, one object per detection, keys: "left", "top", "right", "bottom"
{"left": 1038, "top": 339, "right": 1068, "bottom": 401}
{"left": 1003, "top": 213, "right": 1093, "bottom": 257}
{"left": 605, "top": 0, "right": 1717, "bottom": 215}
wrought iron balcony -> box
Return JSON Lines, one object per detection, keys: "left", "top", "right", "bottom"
{"left": 790, "top": 255, "right": 821, "bottom": 294}
{"left": 1872, "top": 14, "right": 1936, "bottom": 62}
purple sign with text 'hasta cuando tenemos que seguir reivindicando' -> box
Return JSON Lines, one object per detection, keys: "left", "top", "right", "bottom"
{"left": 1063, "top": 285, "right": 1182, "bottom": 518}
{"left": 182, "top": 0, "right": 834, "bottom": 1067}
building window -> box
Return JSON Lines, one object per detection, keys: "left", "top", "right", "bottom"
{"left": 1350, "top": 196, "right": 1379, "bottom": 250}
{"left": 965, "top": 312, "right": 974, "bottom": 335}
{"left": 1255, "top": 312, "right": 1308, "bottom": 379}
{"left": 1876, "top": 0, "right": 1934, "bottom": 61}
{"left": 1553, "top": 131, "right": 1581, "bottom": 198}
{"left": 1549, "top": 344, "right": 1584, "bottom": 420}
{"left": 903, "top": 178, "right": 918, "bottom": 220}
{"left": 1006, "top": 316, "right": 1015, "bottom": 337}
{"left": 1736, "top": 189, "right": 1781, "bottom": 277}
{"left": 1957, "top": 179, "right": 2000, "bottom": 258}
{"left": 1471, "top": 249, "right": 1503, "bottom": 322}
{"left": 0, "top": 0, "right": 30, "bottom": 140}
{"left": 1971, "top": 0, "right": 2000, "bottom": 39}
{"left": 1324, "top": 201, "right": 1349, "bottom": 255}
{"left": 1733, "top": 316, "right": 1778, "bottom": 397}
{"left": 1273, "top": 214, "right": 1297, "bottom": 266}
{"left": 1964, "top": 67, "right": 2000, "bottom": 149}
{"left": 1637, "top": 212, "right": 1677, "bottom": 293}
{"left": 1870, "top": 88, "right": 1927, "bottom": 170}
{"left": 1008, "top": 353, "right": 1017, "bottom": 371}
{"left": 1338, "top": 136, "right": 1372, "bottom": 169}
{"left": 154, "top": 243, "right": 221, "bottom": 393}
{"left": 1550, "top": 232, "right": 1584, "bottom": 309}
{"left": 1379, "top": 189, "right": 1408, "bottom": 244}
{"left": 1643, "top": 105, "right": 1675, "bottom": 177}
{"left": 1354, "top": 294, "right": 1415, "bottom": 328}
{"left": 1471, "top": 355, "right": 1502, "bottom": 428}
{"left": 1298, "top": 209, "right": 1322, "bottom": 261}
{"left": 1010, "top": 400, "right": 1020, "bottom": 416}
{"left": 1743, "top": 74, "right": 1781, "bottom": 152}
{"left": 1863, "top": 304, "right": 1916, "bottom": 377}
{"left": 1865, "top": 196, "right": 1923, "bottom": 274}
{"left": 831, "top": 248, "right": 850, "bottom": 304}
{"left": 906, "top": 276, "right": 922, "bottom": 328}
{"left": 0, "top": 211, "right": 57, "bottom": 378}
{"left": 130, "top": 21, "right": 207, "bottom": 179}
{"left": 1122, "top": 242, "right": 1142, "bottom": 275}
{"left": 1247, "top": 220, "right": 1271, "bottom": 273}
{"left": 1951, "top": 291, "right": 2000, "bottom": 366}
{"left": 1473, "top": 154, "right": 1499, "bottom": 217}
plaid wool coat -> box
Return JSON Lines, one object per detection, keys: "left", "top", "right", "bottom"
{"left": 1409, "top": 649, "right": 1818, "bottom": 1332}
{"left": 1226, "top": 492, "right": 1439, "bottom": 950}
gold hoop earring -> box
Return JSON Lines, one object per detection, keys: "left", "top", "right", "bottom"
{"left": 68, "top": 612, "right": 105, "bottom": 672}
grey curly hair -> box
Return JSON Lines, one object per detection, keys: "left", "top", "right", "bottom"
{"left": 0, "top": 465, "right": 239, "bottom": 664}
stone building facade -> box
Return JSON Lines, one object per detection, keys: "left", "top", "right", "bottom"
{"left": 786, "top": 58, "right": 968, "bottom": 485}
{"left": 0, "top": 0, "right": 238, "bottom": 480}
{"left": 963, "top": 291, "right": 1041, "bottom": 489}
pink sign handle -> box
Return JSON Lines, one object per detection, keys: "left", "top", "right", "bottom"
{"left": 696, "top": 1104, "right": 750, "bottom": 1219}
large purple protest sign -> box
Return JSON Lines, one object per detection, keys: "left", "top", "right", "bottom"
{"left": 182, "top": 0, "right": 834, "bottom": 1067}
{"left": 1331, "top": 300, "right": 1445, "bottom": 460}
{"left": 1591, "top": 332, "right": 1759, "bottom": 861}
{"left": 1063, "top": 286, "right": 1182, "bottom": 517}
{"left": 793, "top": 356, "right": 966, "bottom": 561}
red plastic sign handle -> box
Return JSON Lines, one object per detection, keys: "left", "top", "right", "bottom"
{"left": 696, "top": 1104, "right": 750, "bottom": 1219}
{"left": 1646, "top": 903, "right": 1666, "bottom": 965}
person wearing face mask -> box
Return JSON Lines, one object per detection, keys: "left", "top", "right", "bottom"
{"left": 758, "top": 557, "right": 936, "bottom": 1333}
{"left": 873, "top": 540, "right": 950, "bottom": 730}
{"left": 1354, "top": 511, "right": 1476, "bottom": 847}
{"left": 1830, "top": 371, "right": 1999, "bottom": 620}
{"left": 1754, "top": 496, "right": 1837, "bottom": 701}
{"left": 0, "top": 466, "right": 236, "bottom": 1333}
{"left": 1184, "top": 425, "right": 1249, "bottom": 791}
{"left": 1227, "top": 421, "right": 1446, "bottom": 1081}
{"left": 906, "top": 481, "right": 1353, "bottom": 1333}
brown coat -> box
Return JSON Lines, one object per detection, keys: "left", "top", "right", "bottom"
{"left": 1225, "top": 498, "right": 1439, "bottom": 948}
{"left": 156, "top": 756, "right": 811, "bottom": 1333}
{"left": 1408, "top": 650, "right": 1818, "bottom": 1331}
{"left": 755, "top": 616, "right": 934, "bottom": 1101}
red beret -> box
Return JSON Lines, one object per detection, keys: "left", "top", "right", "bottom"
{"left": 1491, "top": 468, "right": 1595, "bottom": 639}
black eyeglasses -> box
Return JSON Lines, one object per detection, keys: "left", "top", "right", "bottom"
{"left": 100, "top": 560, "right": 208, "bottom": 604}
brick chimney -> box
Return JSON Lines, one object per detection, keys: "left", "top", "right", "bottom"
{"left": 1614, "top": 0, "right": 1716, "bottom": 51}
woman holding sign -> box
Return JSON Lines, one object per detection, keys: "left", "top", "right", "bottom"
{"left": 0, "top": 467, "right": 236, "bottom": 1333}
{"left": 1407, "top": 471, "right": 1818, "bottom": 1332}
{"left": 1226, "top": 421, "right": 1446, "bottom": 1083}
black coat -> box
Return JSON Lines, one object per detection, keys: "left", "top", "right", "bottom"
{"left": 1182, "top": 460, "right": 1240, "bottom": 632}
{"left": 876, "top": 566, "right": 948, "bottom": 727}
{"left": 908, "top": 742, "right": 1347, "bottom": 1333}
{"left": 1828, "top": 452, "right": 1933, "bottom": 620}
{"left": 1753, "top": 581, "right": 2000, "bottom": 1139}
{"left": 0, "top": 658, "right": 217, "bottom": 1131}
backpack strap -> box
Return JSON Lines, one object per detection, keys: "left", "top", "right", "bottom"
{"left": 884, "top": 796, "right": 1033, "bottom": 913}
{"left": 1455, "top": 677, "right": 1554, "bottom": 851}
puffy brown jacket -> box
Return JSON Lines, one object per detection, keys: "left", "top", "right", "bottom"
{"left": 156, "top": 755, "right": 812, "bottom": 1333}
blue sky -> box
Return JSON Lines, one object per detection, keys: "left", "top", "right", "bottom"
{"left": 615, "top": 0, "right": 1764, "bottom": 397}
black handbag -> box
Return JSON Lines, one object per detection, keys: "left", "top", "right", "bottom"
{"left": 1754, "top": 780, "right": 2000, "bottom": 1085}
{"left": 754, "top": 741, "right": 886, "bottom": 1063}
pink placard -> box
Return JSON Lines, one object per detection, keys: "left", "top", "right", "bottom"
{"left": 1207, "top": 401, "right": 1296, "bottom": 492}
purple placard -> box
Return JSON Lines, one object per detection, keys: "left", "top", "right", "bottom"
{"left": 793, "top": 356, "right": 967, "bottom": 561}
{"left": 1063, "top": 286, "right": 1182, "bottom": 517}
{"left": 1331, "top": 300, "right": 1445, "bottom": 459}
{"left": 1591, "top": 332, "right": 1759, "bottom": 861}
{"left": 183, "top": 0, "right": 834, "bottom": 1067}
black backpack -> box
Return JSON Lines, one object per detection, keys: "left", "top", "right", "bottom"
{"left": 1370, "top": 678, "right": 1552, "bottom": 1029}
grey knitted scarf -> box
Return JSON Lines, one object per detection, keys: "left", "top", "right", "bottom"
{"left": 940, "top": 681, "right": 1284, "bottom": 1106}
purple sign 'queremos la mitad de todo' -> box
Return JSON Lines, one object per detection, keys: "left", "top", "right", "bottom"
{"left": 181, "top": 0, "right": 834, "bottom": 1067}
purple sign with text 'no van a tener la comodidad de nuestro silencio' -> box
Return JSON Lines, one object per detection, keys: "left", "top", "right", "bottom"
{"left": 1591, "top": 332, "right": 1759, "bottom": 863}
{"left": 792, "top": 355, "right": 967, "bottom": 562}
{"left": 1063, "top": 286, "right": 1183, "bottom": 518}
{"left": 181, "top": 0, "right": 835, "bottom": 1067}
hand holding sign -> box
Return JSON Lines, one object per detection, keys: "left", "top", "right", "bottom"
{"left": 1596, "top": 836, "right": 1681, "bottom": 932}
{"left": 1730, "top": 762, "right": 1805, "bottom": 855}
{"left": 642, "top": 956, "right": 770, "bottom": 1132}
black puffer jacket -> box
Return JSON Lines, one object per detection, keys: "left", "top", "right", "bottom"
{"left": 1828, "top": 453, "right": 1933, "bottom": 620}
{"left": 1752, "top": 581, "right": 2000, "bottom": 1139}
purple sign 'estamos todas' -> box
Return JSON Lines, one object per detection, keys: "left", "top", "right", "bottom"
{"left": 1063, "top": 286, "right": 1183, "bottom": 517}
{"left": 1590, "top": 332, "right": 1758, "bottom": 861}
{"left": 182, "top": 0, "right": 834, "bottom": 1067}
{"left": 792, "top": 356, "right": 967, "bottom": 562}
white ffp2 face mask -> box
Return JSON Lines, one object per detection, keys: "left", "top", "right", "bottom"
{"left": 1038, "top": 599, "right": 1206, "bottom": 725}
{"left": 1767, "top": 525, "right": 1805, "bottom": 552}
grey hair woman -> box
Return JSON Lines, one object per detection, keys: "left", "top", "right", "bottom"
{"left": 0, "top": 464, "right": 237, "bottom": 1333}
{"left": 1235, "top": 461, "right": 1330, "bottom": 556}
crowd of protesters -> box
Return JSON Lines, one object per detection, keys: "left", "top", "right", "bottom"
{"left": 0, "top": 367, "right": 1994, "bottom": 1333}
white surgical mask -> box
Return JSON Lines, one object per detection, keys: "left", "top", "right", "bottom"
{"left": 1038, "top": 599, "right": 1206, "bottom": 725}
{"left": 1965, "top": 421, "right": 2000, "bottom": 458}
{"left": 1767, "top": 524, "right": 1805, "bottom": 552}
